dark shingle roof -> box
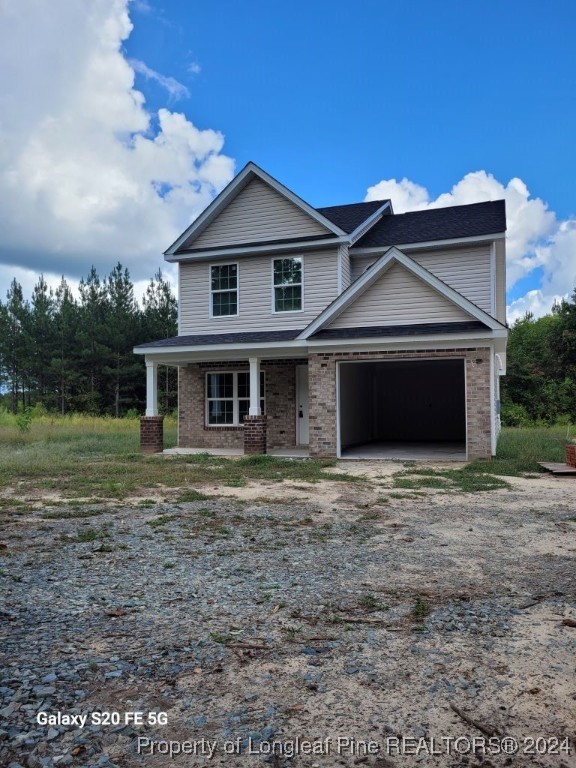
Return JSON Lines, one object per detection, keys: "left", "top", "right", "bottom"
{"left": 353, "top": 200, "right": 506, "bottom": 248}
{"left": 311, "top": 321, "right": 488, "bottom": 340}
{"left": 135, "top": 329, "right": 302, "bottom": 349}
{"left": 316, "top": 200, "right": 389, "bottom": 233}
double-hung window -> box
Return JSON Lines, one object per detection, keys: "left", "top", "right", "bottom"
{"left": 210, "top": 263, "right": 238, "bottom": 317}
{"left": 273, "top": 257, "right": 302, "bottom": 312}
{"left": 206, "top": 371, "right": 265, "bottom": 426}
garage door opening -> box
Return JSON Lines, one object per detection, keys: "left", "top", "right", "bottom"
{"left": 338, "top": 359, "right": 466, "bottom": 460}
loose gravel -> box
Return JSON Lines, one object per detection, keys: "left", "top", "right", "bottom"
{"left": 1, "top": 464, "right": 575, "bottom": 768}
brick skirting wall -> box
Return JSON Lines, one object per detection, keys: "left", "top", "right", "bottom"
{"left": 308, "top": 347, "right": 492, "bottom": 460}
{"left": 178, "top": 359, "right": 306, "bottom": 450}
{"left": 566, "top": 444, "right": 576, "bottom": 467}
{"left": 140, "top": 416, "right": 164, "bottom": 454}
{"left": 243, "top": 415, "right": 267, "bottom": 454}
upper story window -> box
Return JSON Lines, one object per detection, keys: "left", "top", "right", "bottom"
{"left": 211, "top": 263, "right": 238, "bottom": 317}
{"left": 273, "top": 257, "right": 302, "bottom": 312}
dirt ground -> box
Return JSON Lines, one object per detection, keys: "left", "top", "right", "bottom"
{"left": 1, "top": 460, "right": 575, "bottom": 768}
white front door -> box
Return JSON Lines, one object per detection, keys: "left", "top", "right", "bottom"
{"left": 296, "top": 365, "right": 309, "bottom": 445}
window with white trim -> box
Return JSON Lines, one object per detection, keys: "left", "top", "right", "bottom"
{"left": 210, "top": 263, "right": 238, "bottom": 316}
{"left": 273, "top": 257, "right": 302, "bottom": 312}
{"left": 206, "top": 371, "right": 265, "bottom": 426}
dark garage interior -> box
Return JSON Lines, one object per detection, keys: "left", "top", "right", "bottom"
{"left": 339, "top": 359, "right": 466, "bottom": 459}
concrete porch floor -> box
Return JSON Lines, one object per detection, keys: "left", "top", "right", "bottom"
{"left": 163, "top": 446, "right": 310, "bottom": 458}
{"left": 341, "top": 441, "right": 467, "bottom": 461}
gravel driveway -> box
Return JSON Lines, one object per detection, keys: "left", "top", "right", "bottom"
{"left": 1, "top": 462, "right": 575, "bottom": 767}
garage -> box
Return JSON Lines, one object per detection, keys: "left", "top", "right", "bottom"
{"left": 338, "top": 359, "right": 466, "bottom": 459}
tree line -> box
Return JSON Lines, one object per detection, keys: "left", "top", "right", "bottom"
{"left": 0, "top": 264, "right": 177, "bottom": 417}
{"left": 1, "top": 263, "right": 575, "bottom": 424}
{"left": 502, "top": 289, "right": 576, "bottom": 425}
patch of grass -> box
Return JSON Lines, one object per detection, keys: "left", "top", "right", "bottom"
{"left": 496, "top": 425, "right": 568, "bottom": 467}
{"left": 147, "top": 514, "right": 179, "bottom": 529}
{"left": 209, "top": 631, "right": 230, "bottom": 645}
{"left": 392, "top": 466, "right": 510, "bottom": 493}
{"left": 42, "top": 507, "right": 106, "bottom": 520}
{"left": 163, "top": 562, "right": 175, "bottom": 569}
{"left": 177, "top": 490, "right": 210, "bottom": 502}
{"left": 412, "top": 595, "right": 431, "bottom": 621}
{"left": 359, "top": 594, "right": 388, "bottom": 612}
{"left": 74, "top": 526, "right": 108, "bottom": 543}
{"left": 0, "top": 414, "right": 362, "bottom": 501}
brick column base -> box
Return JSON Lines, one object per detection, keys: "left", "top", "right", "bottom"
{"left": 140, "top": 416, "right": 164, "bottom": 454}
{"left": 566, "top": 444, "right": 576, "bottom": 467}
{"left": 243, "top": 415, "right": 267, "bottom": 455}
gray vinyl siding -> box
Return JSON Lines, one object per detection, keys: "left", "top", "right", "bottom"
{"left": 189, "top": 178, "right": 329, "bottom": 249}
{"left": 350, "top": 255, "right": 377, "bottom": 282}
{"left": 495, "top": 239, "right": 506, "bottom": 324}
{"left": 179, "top": 249, "right": 339, "bottom": 334}
{"left": 350, "top": 244, "right": 492, "bottom": 314}
{"left": 327, "top": 263, "right": 472, "bottom": 329}
{"left": 339, "top": 245, "right": 351, "bottom": 292}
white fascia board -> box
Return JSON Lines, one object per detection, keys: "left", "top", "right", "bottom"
{"left": 350, "top": 232, "right": 506, "bottom": 255}
{"left": 134, "top": 339, "right": 308, "bottom": 357}
{"left": 348, "top": 201, "right": 392, "bottom": 244}
{"left": 165, "top": 236, "right": 348, "bottom": 263}
{"left": 298, "top": 246, "right": 506, "bottom": 340}
{"left": 164, "top": 162, "right": 346, "bottom": 256}
{"left": 309, "top": 331, "right": 505, "bottom": 353}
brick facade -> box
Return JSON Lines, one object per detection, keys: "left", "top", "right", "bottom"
{"left": 140, "top": 416, "right": 164, "bottom": 454}
{"left": 178, "top": 359, "right": 306, "bottom": 450}
{"left": 566, "top": 444, "right": 576, "bottom": 468}
{"left": 308, "top": 347, "right": 493, "bottom": 460}
{"left": 177, "top": 348, "right": 493, "bottom": 460}
{"left": 243, "top": 415, "right": 267, "bottom": 454}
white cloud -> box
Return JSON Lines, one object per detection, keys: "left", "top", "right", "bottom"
{"left": 188, "top": 61, "right": 202, "bottom": 76}
{"left": 366, "top": 170, "right": 574, "bottom": 320}
{"left": 0, "top": 0, "right": 234, "bottom": 296}
{"left": 130, "top": 59, "right": 190, "bottom": 101}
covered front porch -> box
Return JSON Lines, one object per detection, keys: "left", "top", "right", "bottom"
{"left": 139, "top": 340, "right": 310, "bottom": 455}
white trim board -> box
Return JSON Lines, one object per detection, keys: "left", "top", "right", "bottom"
{"left": 297, "top": 246, "right": 507, "bottom": 340}
{"left": 165, "top": 236, "right": 347, "bottom": 263}
{"left": 350, "top": 232, "right": 506, "bottom": 255}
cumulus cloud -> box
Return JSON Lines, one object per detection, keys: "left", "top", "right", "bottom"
{"left": 366, "top": 171, "right": 574, "bottom": 320}
{"left": 0, "top": 0, "right": 234, "bottom": 297}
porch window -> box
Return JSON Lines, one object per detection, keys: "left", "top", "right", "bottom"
{"left": 210, "top": 263, "right": 238, "bottom": 316}
{"left": 206, "top": 371, "right": 265, "bottom": 426}
{"left": 273, "top": 257, "right": 302, "bottom": 312}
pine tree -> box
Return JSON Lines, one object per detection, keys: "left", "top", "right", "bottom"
{"left": 29, "top": 275, "right": 56, "bottom": 408}
{"left": 142, "top": 269, "right": 178, "bottom": 413}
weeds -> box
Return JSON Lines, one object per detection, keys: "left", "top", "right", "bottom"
{"left": 412, "top": 595, "right": 431, "bottom": 621}
{"left": 359, "top": 594, "right": 388, "bottom": 612}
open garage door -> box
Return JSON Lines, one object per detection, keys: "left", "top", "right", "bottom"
{"left": 338, "top": 359, "right": 466, "bottom": 459}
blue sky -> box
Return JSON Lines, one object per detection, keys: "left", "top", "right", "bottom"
{"left": 127, "top": 0, "right": 575, "bottom": 218}
{"left": 0, "top": 0, "right": 574, "bottom": 319}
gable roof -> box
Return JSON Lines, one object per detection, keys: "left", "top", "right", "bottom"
{"left": 352, "top": 200, "right": 506, "bottom": 248}
{"left": 298, "top": 246, "right": 507, "bottom": 340}
{"left": 316, "top": 200, "right": 390, "bottom": 233}
{"left": 165, "top": 162, "right": 347, "bottom": 256}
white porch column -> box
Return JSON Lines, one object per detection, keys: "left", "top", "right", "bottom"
{"left": 145, "top": 359, "right": 158, "bottom": 416}
{"left": 248, "top": 357, "right": 261, "bottom": 416}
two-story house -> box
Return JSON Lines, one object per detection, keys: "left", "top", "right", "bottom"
{"left": 135, "top": 162, "right": 507, "bottom": 460}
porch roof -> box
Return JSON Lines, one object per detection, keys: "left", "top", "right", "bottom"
{"left": 134, "top": 321, "right": 503, "bottom": 360}
{"left": 134, "top": 329, "right": 301, "bottom": 349}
